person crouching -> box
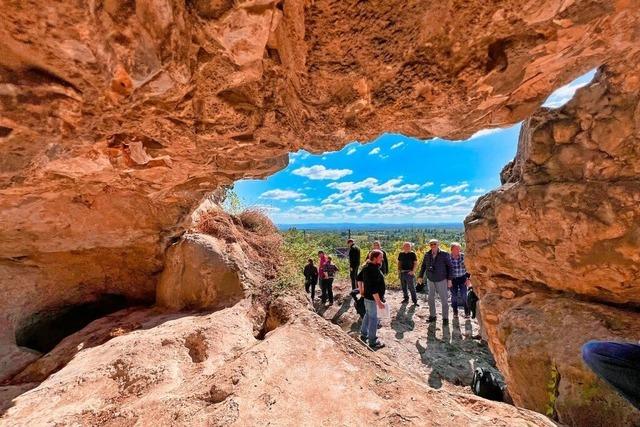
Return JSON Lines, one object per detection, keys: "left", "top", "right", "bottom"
{"left": 360, "top": 250, "right": 386, "bottom": 350}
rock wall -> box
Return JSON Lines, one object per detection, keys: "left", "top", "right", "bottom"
{"left": 465, "top": 65, "right": 640, "bottom": 425}
{"left": 1, "top": 1, "right": 640, "bottom": 421}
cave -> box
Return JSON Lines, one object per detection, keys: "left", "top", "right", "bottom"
{"left": 15, "top": 294, "right": 132, "bottom": 354}
{"left": 1, "top": 0, "right": 639, "bottom": 425}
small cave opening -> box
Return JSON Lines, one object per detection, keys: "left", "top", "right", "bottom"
{"left": 15, "top": 294, "right": 133, "bottom": 354}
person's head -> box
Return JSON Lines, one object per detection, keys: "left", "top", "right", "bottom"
{"left": 451, "top": 242, "right": 462, "bottom": 256}
{"left": 368, "top": 249, "right": 383, "bottom": 265}
{"left": 327, "top": 256, "right": 332, "bottom": 263}
{"left": 307, "top": 258, "right": 314, "bottom": 265}
{"left": 402, "top": 241, "right": 412, "bottom": 252}
{"left": 428, "top": 239, "right": 439, "bottom": 252}
{"left": 347, "top": 238, "right": 354, "bottom": 247}
{"left": 372, "top": 240, "right": 381, "bottom": 250}
{"left": 318, "top": 250, "right": 325, "bottom": 257}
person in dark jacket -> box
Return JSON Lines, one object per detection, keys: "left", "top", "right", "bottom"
{"left": 320, "top": 256, "right": 339, "bottom": 305}
{"left": 418, "top": 239, "right": 453, "bottom": 324}
{"left": 359, "top": 250, "right": 386, "bottom": 350}
{"left": 370, "top": 241, "right": 389, "bottom": 275}
{"left": 303, "top": 258, "right": 319, "bottom": 301}
{"left": 347, "top": 239, "right": 361, "bottom": 290}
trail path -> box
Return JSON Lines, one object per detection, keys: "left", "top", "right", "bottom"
{"left": 314, "top": 280, "right": 504, "bottom": 396}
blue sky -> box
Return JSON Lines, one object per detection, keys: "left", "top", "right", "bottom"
{"left": 234, "top": 70, "right": 596, "bottom": 225}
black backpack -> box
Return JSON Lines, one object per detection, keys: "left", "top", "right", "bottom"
{"left": 471, "top": 367, "right": 503, "bottom": 401}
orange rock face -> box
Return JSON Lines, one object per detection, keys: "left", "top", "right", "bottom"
{"left": 465, "top": 66, "right": 640, "bottom": 424}
{"left": 1, "top": 1, "right": 640, "bottom": 425}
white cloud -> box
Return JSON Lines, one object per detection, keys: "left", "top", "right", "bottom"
{"left": 380, "top": 192, "right": 419, "bottom": 203}
{"left": 441, "top": 182, "right": 469, "bottom": 193}
{"left": 390, "top": 141, "right": 404, "bottom": 150}
{"left": 370, "top": 177, "right": 421, "bottom": 194}
{"left": 473, "top": 188, "right": 487, "bottom": 193}
{"left": 259, "top": 189, "right": 304, "bottom": 200}
{"left": 369, "top": 147, "right": 381, "bottom": 155}
{"left": 468, "top": 128, "right": 502, "bottom": 140}
{"left": 327, "top": 177, "right": 378, "bottom": 192}
{"left": 295, "top": 197, "right": 313, "bottom": 203}
{"left": 543, "top": 80, "right": 590, "bottom": 108}
{"left": 422, "top": 181, "right": 434, "bottom": 188}
{"left": 346, "top": 148, "right": 357, "bottom": 155}
{"left": 291, "top": 165, "right": 353, "bottom": 180}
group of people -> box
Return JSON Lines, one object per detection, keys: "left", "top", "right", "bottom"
{"left": 301, "top": 238, "right": 640, "bottom": 412}
{"left": 303, "top": 238, "right": 476, "bottom": 350}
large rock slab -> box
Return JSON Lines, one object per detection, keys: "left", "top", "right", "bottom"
{"left": 465, "top": 65, "right": 640, "bottom": 425}
{"left": 0, "top": 298, "right": 553, "bottom": 426}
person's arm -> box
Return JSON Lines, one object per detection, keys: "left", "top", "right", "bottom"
{"left": 446, "top": 253, "right": 453, "bottom": 288}
{"left": 410, "top": 253, "right": 417, "bottom": 275}
{"left": 418, "top": 254, "right": 427, "bottom": 282}
{"left": 372, "top": 293, "right": 385, "bottom": 309}
{"left": 356, "top": 247, "right": 361, "bottom": 267}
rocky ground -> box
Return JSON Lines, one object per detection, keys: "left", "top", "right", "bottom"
{"left": 0, "top": 294, "right": 552, "bottom": 426}
{"left": 315, "top": 280, "right": 503, "bottom": 396}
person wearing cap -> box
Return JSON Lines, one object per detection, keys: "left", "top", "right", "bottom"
{"left": 418, "top": 239, "right": 453, "bottom": 324}
{"left": 347, "top": 238, "right": 361, "bottom": 290}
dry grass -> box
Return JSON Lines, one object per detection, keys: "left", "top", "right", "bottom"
{"left": 193, "top": 207, "right": 283, "bottom": 284}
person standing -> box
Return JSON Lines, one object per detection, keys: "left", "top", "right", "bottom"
{"left": 303, "top": 258, "right": 319, "bottom": 301}
{"left": 320, "top": 256, "right": 338, "bottom": 305}
{"left": 360, "top": 250, "right": 386, "bottom": 350}
{"left": 371, "top": 241, "right": 389, "bottom": 275}
{"left": 347, "top": 239, "right": 361, "bottom": 290}
{"left": 318, "top": 250, "right": 328, "bottom": 292}
{"left": 450, "top": 242, "right": 471, "bottom": 318}
{"left": 418, "top": 239, "right": 453, "bottom": 324}
{"left": 397, "top": 242, "right": 419, "bottom": 305}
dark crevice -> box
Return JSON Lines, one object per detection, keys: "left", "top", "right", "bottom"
{"left": 0, "top": 126, "right": 13, "bottom": 138}
{"left": 15, "top": 294, "right": 134, "bottom": 354}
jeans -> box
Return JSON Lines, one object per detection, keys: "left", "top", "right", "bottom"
{"left": 582, "top": 340, "right": 640, "bottom": 410}
{"left": 451, "top": 276, "right": 469, "bottom": 315}
{"left": 427, "top": 279, "right": 449, "bottom": 319}
{"left": 361, "top": 299, "right": 379, "bottom": 346}
{"left": 400, "top": 271, "right": 417, "bottom": 303}
{"left": 350, "top": 266, "right": 358, "bottom": 290}
{"left": 321, "top": 278, "right": 334, "bottom": 303}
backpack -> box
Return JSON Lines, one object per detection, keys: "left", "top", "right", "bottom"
{"left": 471, "top": 367, "right": 503, "bottom": 401}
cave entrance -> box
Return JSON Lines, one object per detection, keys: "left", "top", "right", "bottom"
{"left": 15, "top": 294, "right": 133, "bottom": 354}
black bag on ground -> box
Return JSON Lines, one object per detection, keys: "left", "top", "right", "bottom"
{"left": 415, "top": 283, "right": 425, "bottom": 293}
{"left": 471, "top": 367, "right": 503, "bottom": 401}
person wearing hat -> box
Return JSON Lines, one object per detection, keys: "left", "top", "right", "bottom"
{"left": 418, "top": 239, "right": 453, "bottom": 324}
{"left": 347, "top": 238, "right": 361, "bottom": 290}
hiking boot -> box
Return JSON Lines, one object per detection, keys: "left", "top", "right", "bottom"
{"left": 428, "top": 316, "right": 437, "bottom": 323}
{"left": 412, "top": 301, "right": 419, "bottom": 306}
{"left": 464, "top": 314, "right": 471, "bottom": 319}
{"left": 453, "top": 310, "right": 459, "bottom": 316}
{"left": 369, "top": 340, "right": 385, "bottom": 350}
{"left": 442, "top": 318, "right": 449, "bottom": 325}
{"left": 359, "top": 335, "right": 368, "bottom": 342}
{"left": 401, "top": 298, "right": 409, "bottom": 304}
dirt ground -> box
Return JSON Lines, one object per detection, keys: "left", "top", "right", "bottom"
{"left": 313, "top": 279, "right": 505, "bottom": 397}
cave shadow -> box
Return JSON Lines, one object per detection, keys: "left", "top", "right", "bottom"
{"left": 331, "top": 297, "right": 352, "bottom": 324}
{"left": 392, "top": 301, "right": 416, "bottom": 340}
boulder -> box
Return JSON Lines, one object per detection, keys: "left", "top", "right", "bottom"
{"left": 156, "top": 233, "right": 246, "bottom": 310}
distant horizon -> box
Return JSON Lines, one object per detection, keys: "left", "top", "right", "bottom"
{"left": 276, "top": 222, "right": 465, "bottom": 230}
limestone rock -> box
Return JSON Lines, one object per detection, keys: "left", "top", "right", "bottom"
{"left": 465, "top": 66, "right": 640, "bottom": 425}
{"left": 156, "top": 233, "right": 246, "bottom": 310}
